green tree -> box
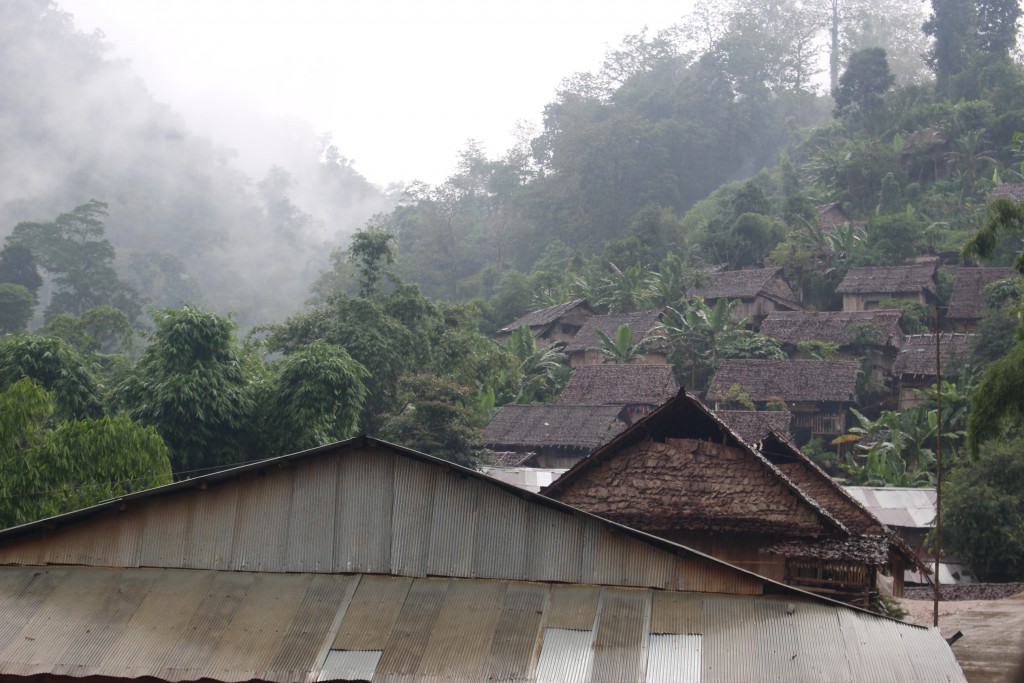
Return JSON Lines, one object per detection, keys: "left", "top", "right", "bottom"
{"left": 348, "top": 222, "right": 397, "bottom": 297}
{"left": 0, "top": 284, "right": 34, "bottom": 334}
{"left": 116, "top": 306, "right": 257, "bottom": 471}
{"left": 0, "top": 378, "right": 172, "bottom": 528}
{"left": 0, "top": 334, "right": 103, "bottom": 420}
{"left": 943, "top": 436, "right": 1024, "bottom": 581}
{"left": 591, "top": 324, "right": 656, "bottom": 364}
{"left": 660, "top": 298, "right": 750, "bottom": 390}
{"left": 506, "top": 326, "right": 570, "bottom": 404}
{"left": 961, "top": 196, "right": 1024, "bottom": 455}
{"left": 258, "top": 342, "right": 368, "bottom": 454}
{"left": 833, "top": 48, "right": 895, "bottom": 130}
{"left": 7, "top": 201, "right": 140, "bottom": 320}
{"left": 379, "top": 374, "right": 484, "bottom": 467}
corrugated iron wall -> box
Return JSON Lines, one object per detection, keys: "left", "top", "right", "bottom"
{"left": 0, "top": 448, "right": 763, "bottom": 595}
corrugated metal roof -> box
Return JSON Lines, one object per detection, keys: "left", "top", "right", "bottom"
{"left": 0, "top": 567, "right": 964, "bottom": 683}
{"left": 844, "top": 486, "right": 937, "bottom": 528}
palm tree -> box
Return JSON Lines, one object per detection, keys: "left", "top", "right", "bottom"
{"left": 507, "top": 326, "right": 569, "bottom": 403}
{"left": 946, "top": 129, "right": 999, "bottom": 201}
{"left": 659, "top": 298, "right": 749, "bottom": 391}
{"left": 596, "top": 263, "right": 658, "bottom": 313}
{"left": 591, "top": 324, "right": 654, "bottom": 364}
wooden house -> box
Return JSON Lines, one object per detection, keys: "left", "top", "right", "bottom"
{"left": 836, "top": 262, "right": 939, "bottom": 312}
{"left": 492, "top": 298, "right": 594, "bottom": 348}
{"left": 0, "top": 437, "right": 964, "bottom": 683}
{"left": 688, "top": 267, "right": 801, "bottom": 327}
{"left": 563, "top": 308, "right": 668, "bottom": 367}
{"left": 482, "top": 403, "right": 629, "bottom": 468}
{"left": 756, "top": 432, "right": 921, "bottom": 600}
{"left": 542, "top": 394, "right": 920, "bottom": 606}
{"left": 707, "top": 359, "right": 860, "bottom": 447}
{"left": 760, "top": 309, "right": 905, "bottom": 380}
{"left": 557, "top": 363, "right": 679, "bottom": 422}
{"left": 715, "top": 409, "right": 794, "bottom": 443}
{"left": 946, "top": 266, "right": 1019, "bottom": 331}
{"left": 893, "top": 333, "right": 974, "bottom": 409}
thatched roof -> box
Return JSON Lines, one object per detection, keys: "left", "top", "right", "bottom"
{"left": 716, "top": 410, "right": 793, "bottom": 443}
{"left": 482, "top": 404, "right": 627, "bottom": 451}
{"left": 816, "top": 202, "right": 852, "bottom": 229}
{"left": 990, "top": 183, "right": 1024, "bottom": 202}
{"left": 947, "top": 267, "right": 1019, "bottom": 321}
{"left": 760, "top": 310, "right": 904, "bottom": 349}
{"left": 689, "top": 267, "right": 799, "bottom": 307}
{"left": 893, "top": 333, "right": 974, "bottom": 377}
{"left": 557, "top": 364, "right": 679, "bottom": 406}
{"left": 542, "top": 392, "right": 846, "bottom": 538}
{"left": 835, "top": 263, "right": 938, "bottom": 297}
{"left": 759, "top": 432, "right": 923, "bottom": 568}
{"left": 563, "top": 309, "right": 665, "bottom": 353}
{"left": 495, "top": 299, "right": 592, "bottom": 336}
{"left": 708, "top": 359, "right": 860, "bottom": 404}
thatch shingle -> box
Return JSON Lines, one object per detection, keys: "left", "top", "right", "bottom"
{"left": 689, "top": 267, "right": 798, "bottom": 304}
{"left": 835, "top": 263, "right": 938, "bottom": 297}
{"left": 708, "top": 359, "right": 860, "bottom": 403}
{"left": 760, "top": 310, "right": 904, "bottom": 349}
{"left": 946, "top": 267, "right": 1019, "bottom": 321}
{"left": 716, "top": 410, "right": 793, "bottom": 443}
{"left": 557, "top": 364, "right": 679, "bottom": 406}
{"left": 495, "top": 298, "right": 591, "bottom": 335}
{"left": 482, "top": 404, "right": 627, "bottom": 451}
{"left": 893, "top": 333, "right": 974, "bottom": 377}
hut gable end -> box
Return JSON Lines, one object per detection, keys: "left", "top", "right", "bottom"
{"left": 552, "top": 437, "right": 830, "bottom": 537}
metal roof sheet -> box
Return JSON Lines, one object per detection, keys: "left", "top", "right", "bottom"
{"left": 0, "top": 564, "right": 965, "bottom": 683}
{"left": 844, "top": 486, "right": 937, "bottom": 528}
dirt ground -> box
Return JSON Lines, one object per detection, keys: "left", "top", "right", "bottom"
{"left": 898, "top": 589, "right": 1024, "bottom": 683}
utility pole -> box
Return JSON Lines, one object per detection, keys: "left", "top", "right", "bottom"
{"left": 933, "top": 307, "right": 943, "bottom": 628}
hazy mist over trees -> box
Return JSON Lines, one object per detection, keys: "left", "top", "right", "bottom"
{"left": 0, "top": 0, "right": 392, "bottom": 328}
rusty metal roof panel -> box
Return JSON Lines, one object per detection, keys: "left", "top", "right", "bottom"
{"left": 205, "top": 573, "right": 311, "bottom": 681}
{"left": 334, "top": 453, "right": 394, "bottom": 574}
{"left": 525, "top": 503, "right": 590, "bottom": 584}
{"left": 267, "top": 574, "right": 357, "bottom": 682}
{"left": 138, "top": 494, "right": 191, "bottom": 569}
{"left": 333, "top": 575, "right": 412, "bottom": 651}
{"left": 373, "top": 577, "right": 449, "bottom": 679}
{"left": 481, "top": 581, "right": 547, "bottom": 681}
{"left": 99, "top": 569, "right": 217, "bottom": 678}
{"left": 591, "top": 588, "right": 652, "bottom": 683}
{"left": 0, "top": 567, "right": 967, "bottom": 683}
{"left": 285, "top": 457, "right": 338, "bottom": 573}
{"left": 416, "top": 579, "right": 506, "bottom": 680}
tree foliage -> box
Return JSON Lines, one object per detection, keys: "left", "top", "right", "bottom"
{"left": 116, "top": 306, "right": 256, "bottom": 471}
{"left": 0, "top": 378, "right": 171, "bottom": 528}
{"left": 943, "top": 436, "right": 1024, "bottom": 581}
{"left": 0, "top": 334, "right": 103, "bottom": 420}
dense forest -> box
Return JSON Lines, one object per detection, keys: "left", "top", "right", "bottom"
{"left": 2, "top": 0, "right": 1024, "bottom": 579}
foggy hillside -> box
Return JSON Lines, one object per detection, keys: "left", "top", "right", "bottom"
{"left": 0, "top": 0, "right": 392, "bottom": 327}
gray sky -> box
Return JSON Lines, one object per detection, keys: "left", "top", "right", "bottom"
{"left": 60, "top": 0, "right": 691, "bottom": 186}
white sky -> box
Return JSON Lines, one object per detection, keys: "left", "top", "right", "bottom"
{"left": 59, "top": 0, "right": 692, "bottom": 187}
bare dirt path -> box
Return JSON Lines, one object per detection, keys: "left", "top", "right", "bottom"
{"left": 899, "top": 590, "right": 1024, "bottom": 683}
